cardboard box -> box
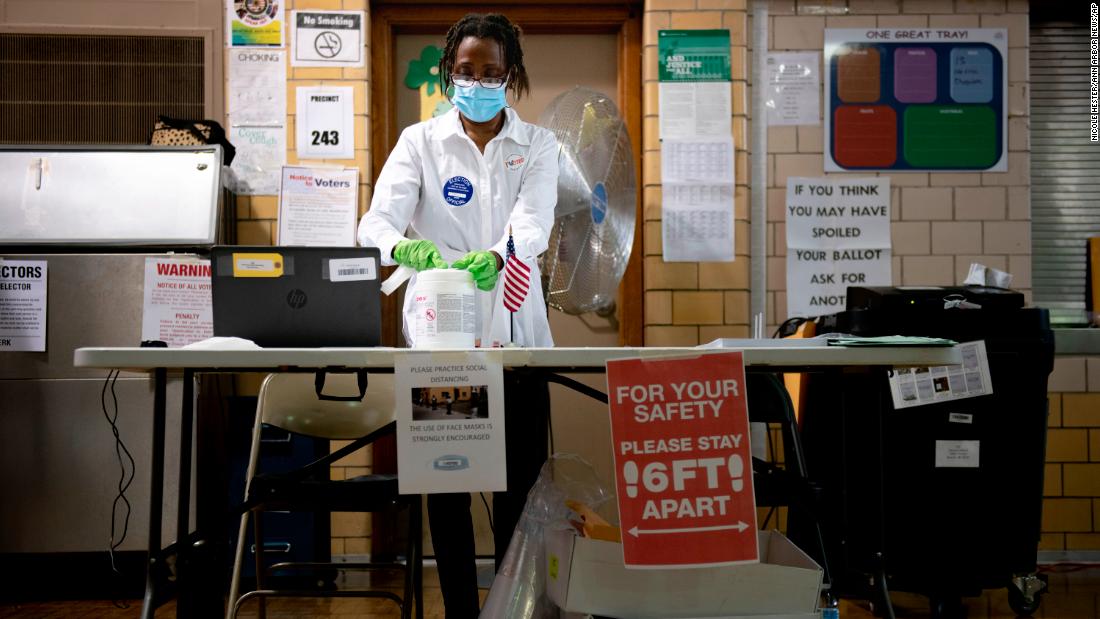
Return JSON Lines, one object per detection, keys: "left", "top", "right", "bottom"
{"left": 546, "top": 529, "right": 822, "bottom": 619}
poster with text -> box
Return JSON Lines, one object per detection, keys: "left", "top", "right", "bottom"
{"left": 0, "top": 260, "right": 47, "bottom": 352}
{"left": 764, "top": 52, "right": 820, "bottom": 125}
{"left": 141, "top": 258, "right": 213, "bottom": 347}
{"left": 395, "top": 351, "right": 506, "bottom": 495}
{"left": 785, "top": 177, "right": 892, "bottom": 318}
{"left": 607, "top": 351, "right": 758, "bottom": 568}
{"left": 825, "top": 28, "right": 1007, "bottom": 172}
{"left": 296, "top": 86, "right": 355, "bottom": 160}
{"left": 228, "top": 0, "right": 284, "bottom": 48}
{"left": 277, "top": 166, "right": 358, "bottom": 246}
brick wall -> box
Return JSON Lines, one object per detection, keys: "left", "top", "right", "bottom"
{"left": 229, "top": 0, "right": 374, "bottom": 559}
{"left": 1042, "top": 357, "right": 1100, "bottom": 552}
{"left": 643, "top": 0, "right": 752, "bottom": 347}
{"left": 233, "top": 0, "right": 373, "bottom": 248}
{"left": 766, "top": 0, "right": 1030, "bottom": 321}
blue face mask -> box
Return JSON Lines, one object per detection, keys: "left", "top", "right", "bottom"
{"left": 451, "top": 83, "right": 507, "bottom": 123}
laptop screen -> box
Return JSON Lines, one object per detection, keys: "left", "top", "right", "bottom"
{"left": 210, "top": 246, "right": 381, "bottom": 347}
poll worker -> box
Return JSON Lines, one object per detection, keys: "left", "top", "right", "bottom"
{"left": 357, "top": 12, "right": 557, "bottom": 618}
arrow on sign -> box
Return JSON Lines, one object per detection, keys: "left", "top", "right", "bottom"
{"left": 628, "top": 521, "right": 750, "bottom": 537}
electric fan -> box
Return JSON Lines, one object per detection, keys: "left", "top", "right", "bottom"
{"left": 538, "top": 87, "right": 638, "bottom": 315}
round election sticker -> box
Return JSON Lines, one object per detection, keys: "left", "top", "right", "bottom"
{"left": 591, "top": 182, "right": 608, "bottom": 224}
{"left": 443, "top": 176, "right": 474, "bottom": 206}
{"left": 505, "top": 153, "right": 526, "bottom": 172}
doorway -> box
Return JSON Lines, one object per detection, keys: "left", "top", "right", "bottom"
{"left": 370, "top": 0, "right": 642, "bottom": 560}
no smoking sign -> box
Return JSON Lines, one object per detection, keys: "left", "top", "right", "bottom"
{"left": 292, "top": 10, "right": 364, "bottom": 67}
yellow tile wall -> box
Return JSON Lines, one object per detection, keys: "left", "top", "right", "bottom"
{"left": 230, "top": 0, "right": 374, "bottom": 555}
{"left": 642, "top": 0, "right": 750, "bottom": 345}
{"left": 1044, "top": 357, "right": 1100, "bottom": 551}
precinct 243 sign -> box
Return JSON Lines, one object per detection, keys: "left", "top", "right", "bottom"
{"left": 606, "top": 351, "right": 758, "bottom": 568}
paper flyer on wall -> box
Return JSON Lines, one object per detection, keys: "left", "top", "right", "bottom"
{"left": 296, "top": 86, "right": 355, "bottom": 160}
{"left": 230, "top": 125, "right": 286, "bottom": 195}
{"left": 228, "top": 49, "right": 287, "bottom": 125}
{"left": 395, "top": 351, "right": 506, "bottom": 495}
{"left": 0, "top": 260, "right": 47, "bottom": 352}
{"left": 228, "top": 0, "right": 285, "bottom": 48}
{"left": 887, "top": 340, "right": 993, "bottom": 410}
{"left": 764, "top": 52, "right": 820, "bottom": 126}
{"left": 661, "top": 137, "right": 735, "bottom": 262}
{"left": 658, "top": 82, "right": 732, "bottom": 139}
{"left": 277, "top": 166, "right": 358, "bottom": 246}
{"left": 785, "top": 177, "right": 892, "bottom": 318}
{"left": 141, "top": 258, "right": 213, "bottom": 348}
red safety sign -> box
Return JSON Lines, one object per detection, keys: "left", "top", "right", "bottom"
{"left": 606, "top": 351, "right": 758, "bottom": 568}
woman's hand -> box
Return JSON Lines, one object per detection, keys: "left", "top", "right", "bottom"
{"left": 451, "top": 251, "right": 500, "bottom": 291}
{"left": 393, "top": 239, "right": 447, "bottom": 271}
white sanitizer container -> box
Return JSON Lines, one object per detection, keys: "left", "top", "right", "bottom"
{"left": 411, "top": 269, "right": 477, "bottom": 348}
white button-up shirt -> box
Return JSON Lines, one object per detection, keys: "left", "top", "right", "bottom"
{"left": 358, "top": 107, "right": 559, "bottom": 347}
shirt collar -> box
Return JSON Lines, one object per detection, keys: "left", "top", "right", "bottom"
{"left": 433, "top": 107, "right": 531, "bottom": 146}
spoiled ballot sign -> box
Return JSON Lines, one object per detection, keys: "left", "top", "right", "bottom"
{"left": 785, "top": 177, "right": 892, "bottom": 318}
{"left": 606, "top": 351, "right": 757, "bottom": 568}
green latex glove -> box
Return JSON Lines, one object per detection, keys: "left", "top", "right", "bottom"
{"left": 451, "top": 251, "right": 499, "bottom": 291}
{"left": 393, "top": 239, "right": 447, "bottom": 271}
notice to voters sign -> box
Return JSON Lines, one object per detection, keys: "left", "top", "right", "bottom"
{"left": 606, "top": 352, "right": 758, "bottom": 568}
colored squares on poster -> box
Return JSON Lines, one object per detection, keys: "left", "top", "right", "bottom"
{"left": 893, "top": 48, "right": 937, "bottom": 103}
{"left": 950, "top": 47, "right": 994, "bottom": 103}
{"left": 834, "top": 105, "right": 897, "bottom": 168}
{"left": 837, "top": 46, "right": 881, "bottom": 103}
{"left": 903, "top": 105, "right": 997, "bottom": 168}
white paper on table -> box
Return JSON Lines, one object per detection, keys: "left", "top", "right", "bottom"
{"left": 395, "top": 351, "right": 507, "bottom": 495}
{"left": 764, "top": 52, "right": 820, "bottom": 126}
{"left": 659, "top": 82, "right": 731, "bottom": 139}
{"left": 296, "top": 86, "right": 355, "bottom": 160}
{"left": 277, "top": 165, "right": 359, "bottom": 247}
{"left": 887, "top": 341, "right": 993, "bottom": 410}
{"left": 0, "top": 259, "right": 47, "bottom": 352}
{"left": 229, "top": 125, "right": 286, "bottom": 195}
{"left": 228, "top": 49, "right": 286, "bottom": 125}
{"left": 141, "top": 258, "right": 213, "bottom": 348}
{"left": 662, "top": 183, "right": 735, "bottom": 262}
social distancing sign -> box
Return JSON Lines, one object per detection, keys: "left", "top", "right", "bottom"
{"left": 606, "top": 352, "right": 758, "bottom": 568}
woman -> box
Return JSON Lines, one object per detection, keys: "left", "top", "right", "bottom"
{"left": 357, "top": 13, "right": 556, "bottom": 618}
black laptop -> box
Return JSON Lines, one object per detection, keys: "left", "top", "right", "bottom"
{"left": 210, "top": 246, "right": 381, "bottom": 347}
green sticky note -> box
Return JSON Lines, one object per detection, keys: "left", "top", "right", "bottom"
{"left": 903, "top": 105, "right": 997, "bottom": 168}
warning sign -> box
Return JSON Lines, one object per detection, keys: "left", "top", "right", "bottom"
{"left": 606, "top": 351, "right": 758, "bottom": 568}
{"left": 291, "top": 10, "right": 364, "bottom": 68}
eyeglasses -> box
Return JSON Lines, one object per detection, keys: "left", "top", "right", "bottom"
{"left": 451, "top": 74, "right": 506, "bottom": 89}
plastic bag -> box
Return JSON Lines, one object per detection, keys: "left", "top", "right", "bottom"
{"left": 479, "top": 453, "right": 613, "bottom": 619}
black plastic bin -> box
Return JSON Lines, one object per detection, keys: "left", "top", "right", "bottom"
{"left": 794, "top": 286, "right": 1054, "bottom": 618}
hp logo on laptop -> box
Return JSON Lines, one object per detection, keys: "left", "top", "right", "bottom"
{"left": 286, "top": 289, "right": 308, "bottom": 309}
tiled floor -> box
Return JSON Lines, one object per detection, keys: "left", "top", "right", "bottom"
{"left": 2, "top": 566, "right": 1099, "bottom": 618}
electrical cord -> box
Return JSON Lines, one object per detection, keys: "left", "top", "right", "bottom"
{"left": 101, "top": 370, "right": 136, "bottom": 608}
{"left": 479, "top": 493, "right": 495, "bottom": 534}
{"left": 101, "top": 371, "right": 136, "bottom": 606}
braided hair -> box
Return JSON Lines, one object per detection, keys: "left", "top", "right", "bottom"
{"left": 438, "top": 13, "right": 530, "bottom": 101}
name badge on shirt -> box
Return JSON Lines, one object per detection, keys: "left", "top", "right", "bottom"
{"left": 442, "top": 176, "right": 474, "bottom": 206}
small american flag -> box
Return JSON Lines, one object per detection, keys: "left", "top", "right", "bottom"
{"left": 503, "top": 227, "right": 530, "bottom": 313}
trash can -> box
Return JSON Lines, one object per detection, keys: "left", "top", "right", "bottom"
{"left": 794, "top": 286, "right": 1054, "bottom": 618}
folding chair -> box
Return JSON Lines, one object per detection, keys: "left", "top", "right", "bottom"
{"left": 227, "top": 371, "right": 423, "bottom": 619}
